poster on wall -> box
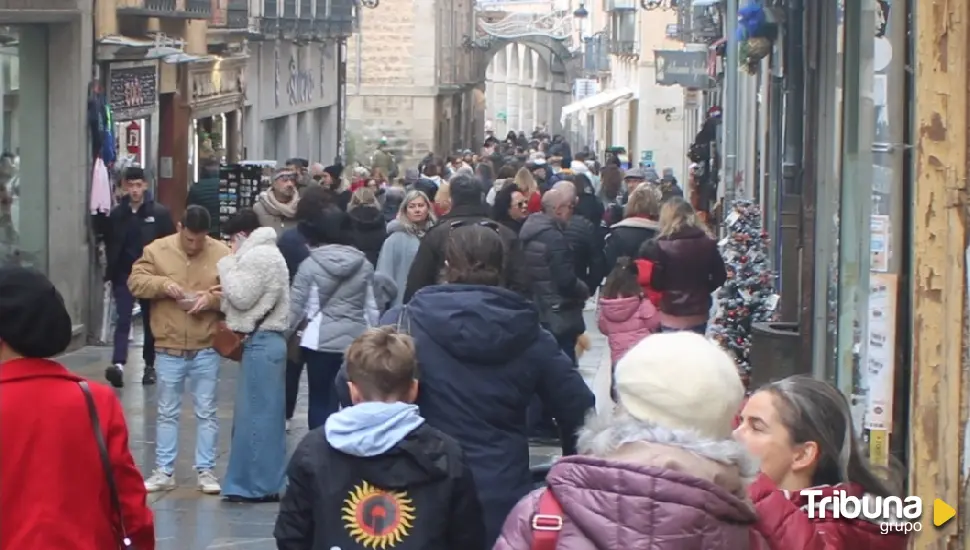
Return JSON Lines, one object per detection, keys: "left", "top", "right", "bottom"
{"left": 870, "top": 215, "right": 891, "bottom": 272}
{"left": 864, "top": 273, "right": 898, "bottom": 436}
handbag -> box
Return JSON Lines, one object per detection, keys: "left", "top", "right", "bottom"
{"left": 213, "top": 311, "right": 272, "bottom": 362}
{"left": 78, "top": 381, "right": 135, "bottom": 549}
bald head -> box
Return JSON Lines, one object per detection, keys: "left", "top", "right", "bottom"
{"left": 309, "top": 163, "right": 325, "bottom": 177}
{"left": 542, "top": 181, "right": 576, "bottom": 222}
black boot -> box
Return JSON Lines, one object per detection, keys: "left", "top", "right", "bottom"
{"left": 142, "top": 365, "right": 156, "bottom": 385}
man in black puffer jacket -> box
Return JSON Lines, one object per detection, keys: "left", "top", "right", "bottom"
{"left": 519, "top": 181, "right": 589, "bottom": 361}
{"left": 403, "top": 174, "right": 528, "bottom": 302}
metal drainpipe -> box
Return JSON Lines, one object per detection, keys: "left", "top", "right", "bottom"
{"left": 722, "top": 0, "right": 739, "bottom": 206}
{"left": 338, "top": 37, "right": 348, "bottom": 164}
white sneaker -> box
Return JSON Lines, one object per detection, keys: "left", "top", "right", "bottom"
{"left": 197, "top": 469, "right": 221, "bottom": 494}
{"left": 144, "top": 469, "right": 176, "bottom": 492}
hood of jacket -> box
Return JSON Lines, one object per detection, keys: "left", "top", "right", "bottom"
{"left": 406, "top": 284, "right": 541, "bottom": 364}
{"left": 325, "top": 401, "right": 425, "bottom": 457}
{"left": 518, "top": 212, "right": 561, "bottom": 243}
{"left": 598, "top": 295, "right": 643, "bottom": 323}
{"left": 543, "top": 409, "right": 758, "bottom": 547}
{"left": 348, "top": 204, "right": 385, "bottom": 230}
{"left": 611, "top": 216, "right": 660, "bottom": 231}
{"left": 329, "top": 417, "right": 452, "bottom": 491}
{"left": 308, "top": 244, "right": 368, "bottom": 279}
{"left": 237, "top": 226, "right": 279, "bottom": 255}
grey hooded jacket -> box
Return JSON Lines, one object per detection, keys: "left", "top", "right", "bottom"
{"left": 287, "top": 244, "right": 377, "bottom": 353}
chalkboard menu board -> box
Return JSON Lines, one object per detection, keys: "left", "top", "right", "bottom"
{"left": 109, "top": 65, "right": 157, "bottom": 121}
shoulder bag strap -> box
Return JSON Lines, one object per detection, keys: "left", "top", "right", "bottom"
{"left": 531, "top": 488, "right": 564, "bottom": 550}
{"left": 78, "top": 381, "right": 133, "bottom": 549}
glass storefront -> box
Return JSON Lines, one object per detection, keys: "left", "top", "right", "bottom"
{"left": 815, "top": 0, "right": 911, "bottom": 468}
{"left": 0, "top": 25, "right": 48, "bottom": 273}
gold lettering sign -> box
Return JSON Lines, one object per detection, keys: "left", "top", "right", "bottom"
{"left": 190, "top": 66, "right": 245, "bottom": 103}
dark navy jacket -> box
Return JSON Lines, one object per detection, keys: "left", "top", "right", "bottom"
{"left": 336, "top": 284, "right": 594, "bottom": 546}
{"left": 277, "top": 226, "right": 311, "bottom": 282}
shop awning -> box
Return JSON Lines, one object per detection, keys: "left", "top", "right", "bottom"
{"left": 560, "top": 87, "right": 636, "bottom": 122}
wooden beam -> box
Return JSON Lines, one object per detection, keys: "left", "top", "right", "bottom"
{"left": 910, "top": 0, "right": 970, "bottom": 548}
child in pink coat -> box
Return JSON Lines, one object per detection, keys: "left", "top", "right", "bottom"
{"left": 598, "top": 257, "right": 661, "bottom": 368}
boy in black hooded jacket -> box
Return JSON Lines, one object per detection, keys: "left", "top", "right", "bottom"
{"left": 274, "top": 327, "right": 485, "bottom": 550}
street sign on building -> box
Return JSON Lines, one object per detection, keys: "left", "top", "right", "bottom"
{"left": 654, "top": 49, "right": 712, "bottom": 89}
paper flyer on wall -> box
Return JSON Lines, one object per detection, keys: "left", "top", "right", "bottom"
{"left": 864, "top": 273, "right": 898, "bottom": 432}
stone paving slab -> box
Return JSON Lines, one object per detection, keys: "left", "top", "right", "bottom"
{"left": 56, "top": 311, "right": 606, "bottom": 550}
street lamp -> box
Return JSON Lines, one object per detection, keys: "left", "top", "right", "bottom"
{"left": 573, "top": 3, "right": 589, "bottom": 19}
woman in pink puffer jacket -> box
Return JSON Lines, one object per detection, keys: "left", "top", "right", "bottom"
{"left": 597, "top": 258, "right": 660, "bottom": 366}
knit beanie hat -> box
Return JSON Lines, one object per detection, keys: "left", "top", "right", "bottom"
{"left": 614, "top": 332, "right": 744, "bottom": 440}
{"left": 0, "top": 267, "right": 73, "bottom": 358}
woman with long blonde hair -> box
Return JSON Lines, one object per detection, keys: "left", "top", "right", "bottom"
{"left": 513, "top": 167, "right": 542, "bottom": 213}
{"left": 376, "top": 189, "right": 436, "bottom": 308}
{"left": 640, "top": 196, "right": 725, "bottom": 334}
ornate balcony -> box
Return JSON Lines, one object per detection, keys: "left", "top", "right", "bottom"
{"left": 609, "top": 39, "right": 638, "bottom": 56}
{"left": 117, "top": 0, "right": 211, "bottom": 19}
{"left": 297, "top": 0, "right": 314, "bottom": 37}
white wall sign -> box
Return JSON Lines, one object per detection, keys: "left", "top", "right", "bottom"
{"left": 262, "top": 41, "right": 339, "bottom": 118}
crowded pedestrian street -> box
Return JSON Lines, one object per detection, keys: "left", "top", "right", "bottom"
{"left": 50, "top": 314, "right": 606, "bottom": 550}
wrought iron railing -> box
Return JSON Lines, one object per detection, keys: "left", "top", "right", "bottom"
{"left": 186, "top": 0, "right": 211, "bottom": 16}
{"left": 142, "top": 0, "right": 176, "bottom": 12}
{"left": 226, "top": 0, "right": 248, "bottom": 28}
{"left": 610, "top": 38, "right": 638, "bottom": 56}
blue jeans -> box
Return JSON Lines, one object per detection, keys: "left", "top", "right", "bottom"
{"left": 303, "top": 349, "right": 342, "bottom": 430}
{"left": 660, "top": 322, "right": 708, "bottom": 336}
{"left": 223, "top": 331, "right": 287, "bottom": 498}
{"left": 154, "top": 349, "right": 220, "bottom": 474}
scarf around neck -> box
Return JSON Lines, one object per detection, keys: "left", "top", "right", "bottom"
{"left": 260, "top": 189, "right": 299, "bottom": 219}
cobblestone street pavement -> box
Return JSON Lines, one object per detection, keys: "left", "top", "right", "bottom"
{"left": 57, "top": 311, "right": 605, "bottom": 549}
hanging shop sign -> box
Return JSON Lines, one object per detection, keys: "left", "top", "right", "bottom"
{"left": 109, "top": 65, "right": 158, "bottom": 121}
{"left": 654, "top": 50, "right": 712, "bottom": 89}
{"left": 184, "top": 59, "right": 247, "bottom": 117}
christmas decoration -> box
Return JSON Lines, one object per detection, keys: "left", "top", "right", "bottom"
{"left": 708, "top": 200, "right": 778, "bottom": 388}
{"left": 736, "top": 2, "right": 778, "bottom": 74}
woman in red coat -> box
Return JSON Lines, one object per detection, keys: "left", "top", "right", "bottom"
{"left": 0, "top": 266, "right": 155, "bottom": 550}
{"left": 735, "top": 375, "right": 908, "bottom": 550}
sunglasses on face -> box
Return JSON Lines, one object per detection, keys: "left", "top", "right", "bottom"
{"left": 514, "top": 201, "right": 528, "bottom": 209}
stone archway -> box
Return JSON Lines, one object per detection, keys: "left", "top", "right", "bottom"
{"left": 475, "top": 35, "right": 580, "bottom": 85}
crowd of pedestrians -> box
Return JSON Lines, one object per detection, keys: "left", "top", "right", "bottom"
{"left": 0, "top": 140, "right": 908, "bottom": 550}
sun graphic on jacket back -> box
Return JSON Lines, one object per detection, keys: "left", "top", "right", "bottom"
{"left": 341, "top": 481, "right": 416, "bottom": 548}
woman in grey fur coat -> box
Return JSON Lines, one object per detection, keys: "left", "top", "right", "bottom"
{"left": 216, "top": 209, "right": 291, "bottom": 503}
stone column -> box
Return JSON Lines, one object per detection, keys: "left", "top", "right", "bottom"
{"left": 506, "top": 82, "right": 520, "bottom": 133}
{"left": 18, "top": 26, "right": 48, "bottom": 272}
{"left": 548, "top": 86, "right": 570, "bottom": 135}
{"left": 520, "top": 85, "right": 535, "bottom": 135}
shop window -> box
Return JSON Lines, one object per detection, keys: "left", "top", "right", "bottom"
{"left": 0, "top": 26, "right": 48, "bottom": 273}
{"left": 820, "top": 0, "right": 910, "bottom": 468}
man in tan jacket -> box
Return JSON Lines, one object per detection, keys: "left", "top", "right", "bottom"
{"left": 128, "top": 205, "right": 230, "bottom": 495}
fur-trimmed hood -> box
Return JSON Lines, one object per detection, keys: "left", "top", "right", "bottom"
{"left": 576, "top": 409, "right": 760, "bottom": 496}
{"left": 494, "top": 409, "right": 760, "bottom": 550}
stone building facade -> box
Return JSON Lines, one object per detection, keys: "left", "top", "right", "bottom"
{"left": 346, "top": 0, "right": 480, "bottom": 167}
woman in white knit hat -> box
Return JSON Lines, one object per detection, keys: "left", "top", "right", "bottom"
{"left": 494, "top": 331, "right": 759, "bottom": 549}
